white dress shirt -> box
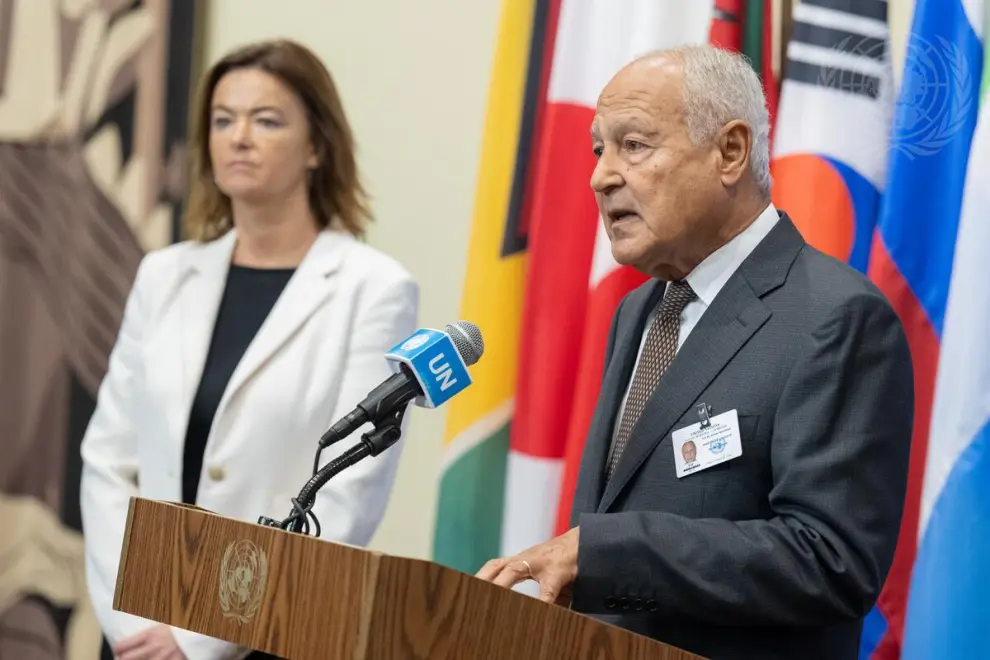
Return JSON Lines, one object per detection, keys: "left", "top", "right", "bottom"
{"left": 614, "top": 203, "right": 780, "bottom": 433}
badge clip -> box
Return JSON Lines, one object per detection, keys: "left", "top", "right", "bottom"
{"left": 696, "top": 403, "right": 712, "bottom": 428}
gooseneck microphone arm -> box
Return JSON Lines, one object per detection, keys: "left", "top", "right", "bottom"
{"left": 257, "top": 405, "right": 407, "bottom": 536}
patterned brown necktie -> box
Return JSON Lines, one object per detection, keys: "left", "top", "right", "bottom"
{"left": 605, "top": 280, "right": 696, "bottom": 481}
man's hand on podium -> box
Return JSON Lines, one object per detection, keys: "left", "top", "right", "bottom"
{"left": 113, "top": 624, "right": 187, "bottom": 660}
{"left": 476, "top": 526, "right": 580, "bottom": 606}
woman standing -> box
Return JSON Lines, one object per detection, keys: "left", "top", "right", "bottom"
{"left": 80, "top": 39, "right": 418, "bottom": 660}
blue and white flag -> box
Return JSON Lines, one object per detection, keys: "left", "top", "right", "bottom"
{"left": 901, "top": 1, "right": 990, "bottom": 657}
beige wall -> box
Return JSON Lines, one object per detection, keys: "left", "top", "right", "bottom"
{"left": 201, "top": 0, "right": 916, "bottom": 561}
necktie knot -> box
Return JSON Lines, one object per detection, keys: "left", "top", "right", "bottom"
{"left": 659, "top": 280, "right": 695, "bottom": 318}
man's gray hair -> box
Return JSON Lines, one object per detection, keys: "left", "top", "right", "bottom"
{"left": 649, "top": 45, "right": 773, "bottom": 197}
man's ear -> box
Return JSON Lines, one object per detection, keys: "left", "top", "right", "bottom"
{"left": 716, "top": 120, "right": 753, "bottom": 187}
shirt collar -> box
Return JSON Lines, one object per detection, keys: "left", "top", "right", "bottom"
{"left": 681, "top": 202, "right": 780, "bottom": 307}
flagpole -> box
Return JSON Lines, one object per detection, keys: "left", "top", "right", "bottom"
{"left": 779, "top": 0, "right": 793, "bottom": 83}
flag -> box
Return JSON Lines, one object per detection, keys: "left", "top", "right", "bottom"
{"left": 431, "top": 0, "right": 542, "bottom": 574}
{"left": 552, "top": 216, "right": 648, "bottom": 536}
{"left": 504, "top": 0, "right": 714, "bottom": 548}
{"left": 709, "top": 1, "right": 779, "bottom": 128}
{"left": 710, "top": 0, "right": 744, "bottom": 50}
{"left": 742, "top": 0, "right": 780, "bottom": 129}
{"left": 770, "top": 0, "right": 894, "bottom": 273}
{"left": 900, "top": 2, "right": 990, "bottom": 658}
{"left": 864, "top": 0, "right": 986, "bottom": 657}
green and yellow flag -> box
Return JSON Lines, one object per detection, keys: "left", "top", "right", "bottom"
{"left": 430, "top": 0, "right": 537, "bottom": 573}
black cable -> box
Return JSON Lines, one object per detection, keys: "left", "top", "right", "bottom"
{"left": 259, "top": 407, "right": 406, "bottom": 537}
{"left": 313, "top": 445, "right": 325, "bottom": 476}
{"left": 288, "top": 441, "right": 372, "bottom": 534}
{"left": 259, "top": 442, "right": 366, "bottom": 535}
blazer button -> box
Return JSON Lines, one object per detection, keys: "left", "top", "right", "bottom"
{"left": 646, "top": 599, "right": 658, "bottom": 612}
{"left": 207, "top": 466, "right": 226, "bottom": 481}
{"left": 619, "top": 597, "right": 630, "bottom": 610}
{"left": 634, "top": 598, "right": 644, "bottom": 611}
{"left": 604, "top": 597, "right": 617, "bottom": 609}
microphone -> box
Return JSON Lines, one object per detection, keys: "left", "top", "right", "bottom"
{"left": 263, "top": 320, "right": 485, "bottom": 536}
{"left": 318, "top": 320, "right": 485, "bottom": 449}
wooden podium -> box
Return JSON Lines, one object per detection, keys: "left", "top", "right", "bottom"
{"left": 113, "top": 497, "right": 704, "bottom": 659}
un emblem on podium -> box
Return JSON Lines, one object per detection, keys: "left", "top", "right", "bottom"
{"left": 219, "top": 539, "right": 268, "bottom": 623}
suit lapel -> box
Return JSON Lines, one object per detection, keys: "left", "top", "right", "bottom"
{"left": 174, "top": 232, "right": 236, "bottom": 446}
{"left": 170, "top": 229, "right": 350, "bottom": 447}
{"left": 596, "top": 213, "right": 804, "bottom": 512}
{"left": 572, "top": 281, "right": 665, "bottom": 514}
{"left": 597, "top": 276, "right": 770, "bottom": 511}
{"left": 213, "top": 230, "right": 351, "bottom": 421}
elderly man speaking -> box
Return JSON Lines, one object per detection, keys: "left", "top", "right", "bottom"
{"left": 477, "top": 45, "right": 913, "bottom": 660}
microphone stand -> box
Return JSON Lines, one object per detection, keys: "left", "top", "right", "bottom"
{"left": 258, "top": 406, "right": 407, "bottom": 536}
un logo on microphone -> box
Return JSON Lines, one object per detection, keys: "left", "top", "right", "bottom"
{"left": 400, "top": 333, "right": 430, "bottom": 351}
{"left": 385, "top": 328, "right": 471, "bottom": 408}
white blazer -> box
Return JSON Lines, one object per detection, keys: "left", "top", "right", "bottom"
{"left": 79, "top": 228, "right": 419, "bottom": 660}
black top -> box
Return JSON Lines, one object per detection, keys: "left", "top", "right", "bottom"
{"left": 181, "top": 264, "right": 295, "bottom": 505}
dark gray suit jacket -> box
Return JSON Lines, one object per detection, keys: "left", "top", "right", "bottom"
{"left": 569, "top": 213, "right": 913, "bottom": 660}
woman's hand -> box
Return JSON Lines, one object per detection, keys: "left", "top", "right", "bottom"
{"left": 113, "top": 625, "right": 186, "bottom": 660}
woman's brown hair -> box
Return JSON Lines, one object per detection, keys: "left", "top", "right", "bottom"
{"left": 184, "top": 39, "right": 371, "bottom": 241}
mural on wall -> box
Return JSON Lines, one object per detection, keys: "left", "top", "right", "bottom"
{"left": 0, "top": 1, "right": 195, "bottom": 658}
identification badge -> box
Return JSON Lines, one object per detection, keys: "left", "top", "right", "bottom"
{"left": 672, "top": 408, "right": 743, "bottom": 478}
